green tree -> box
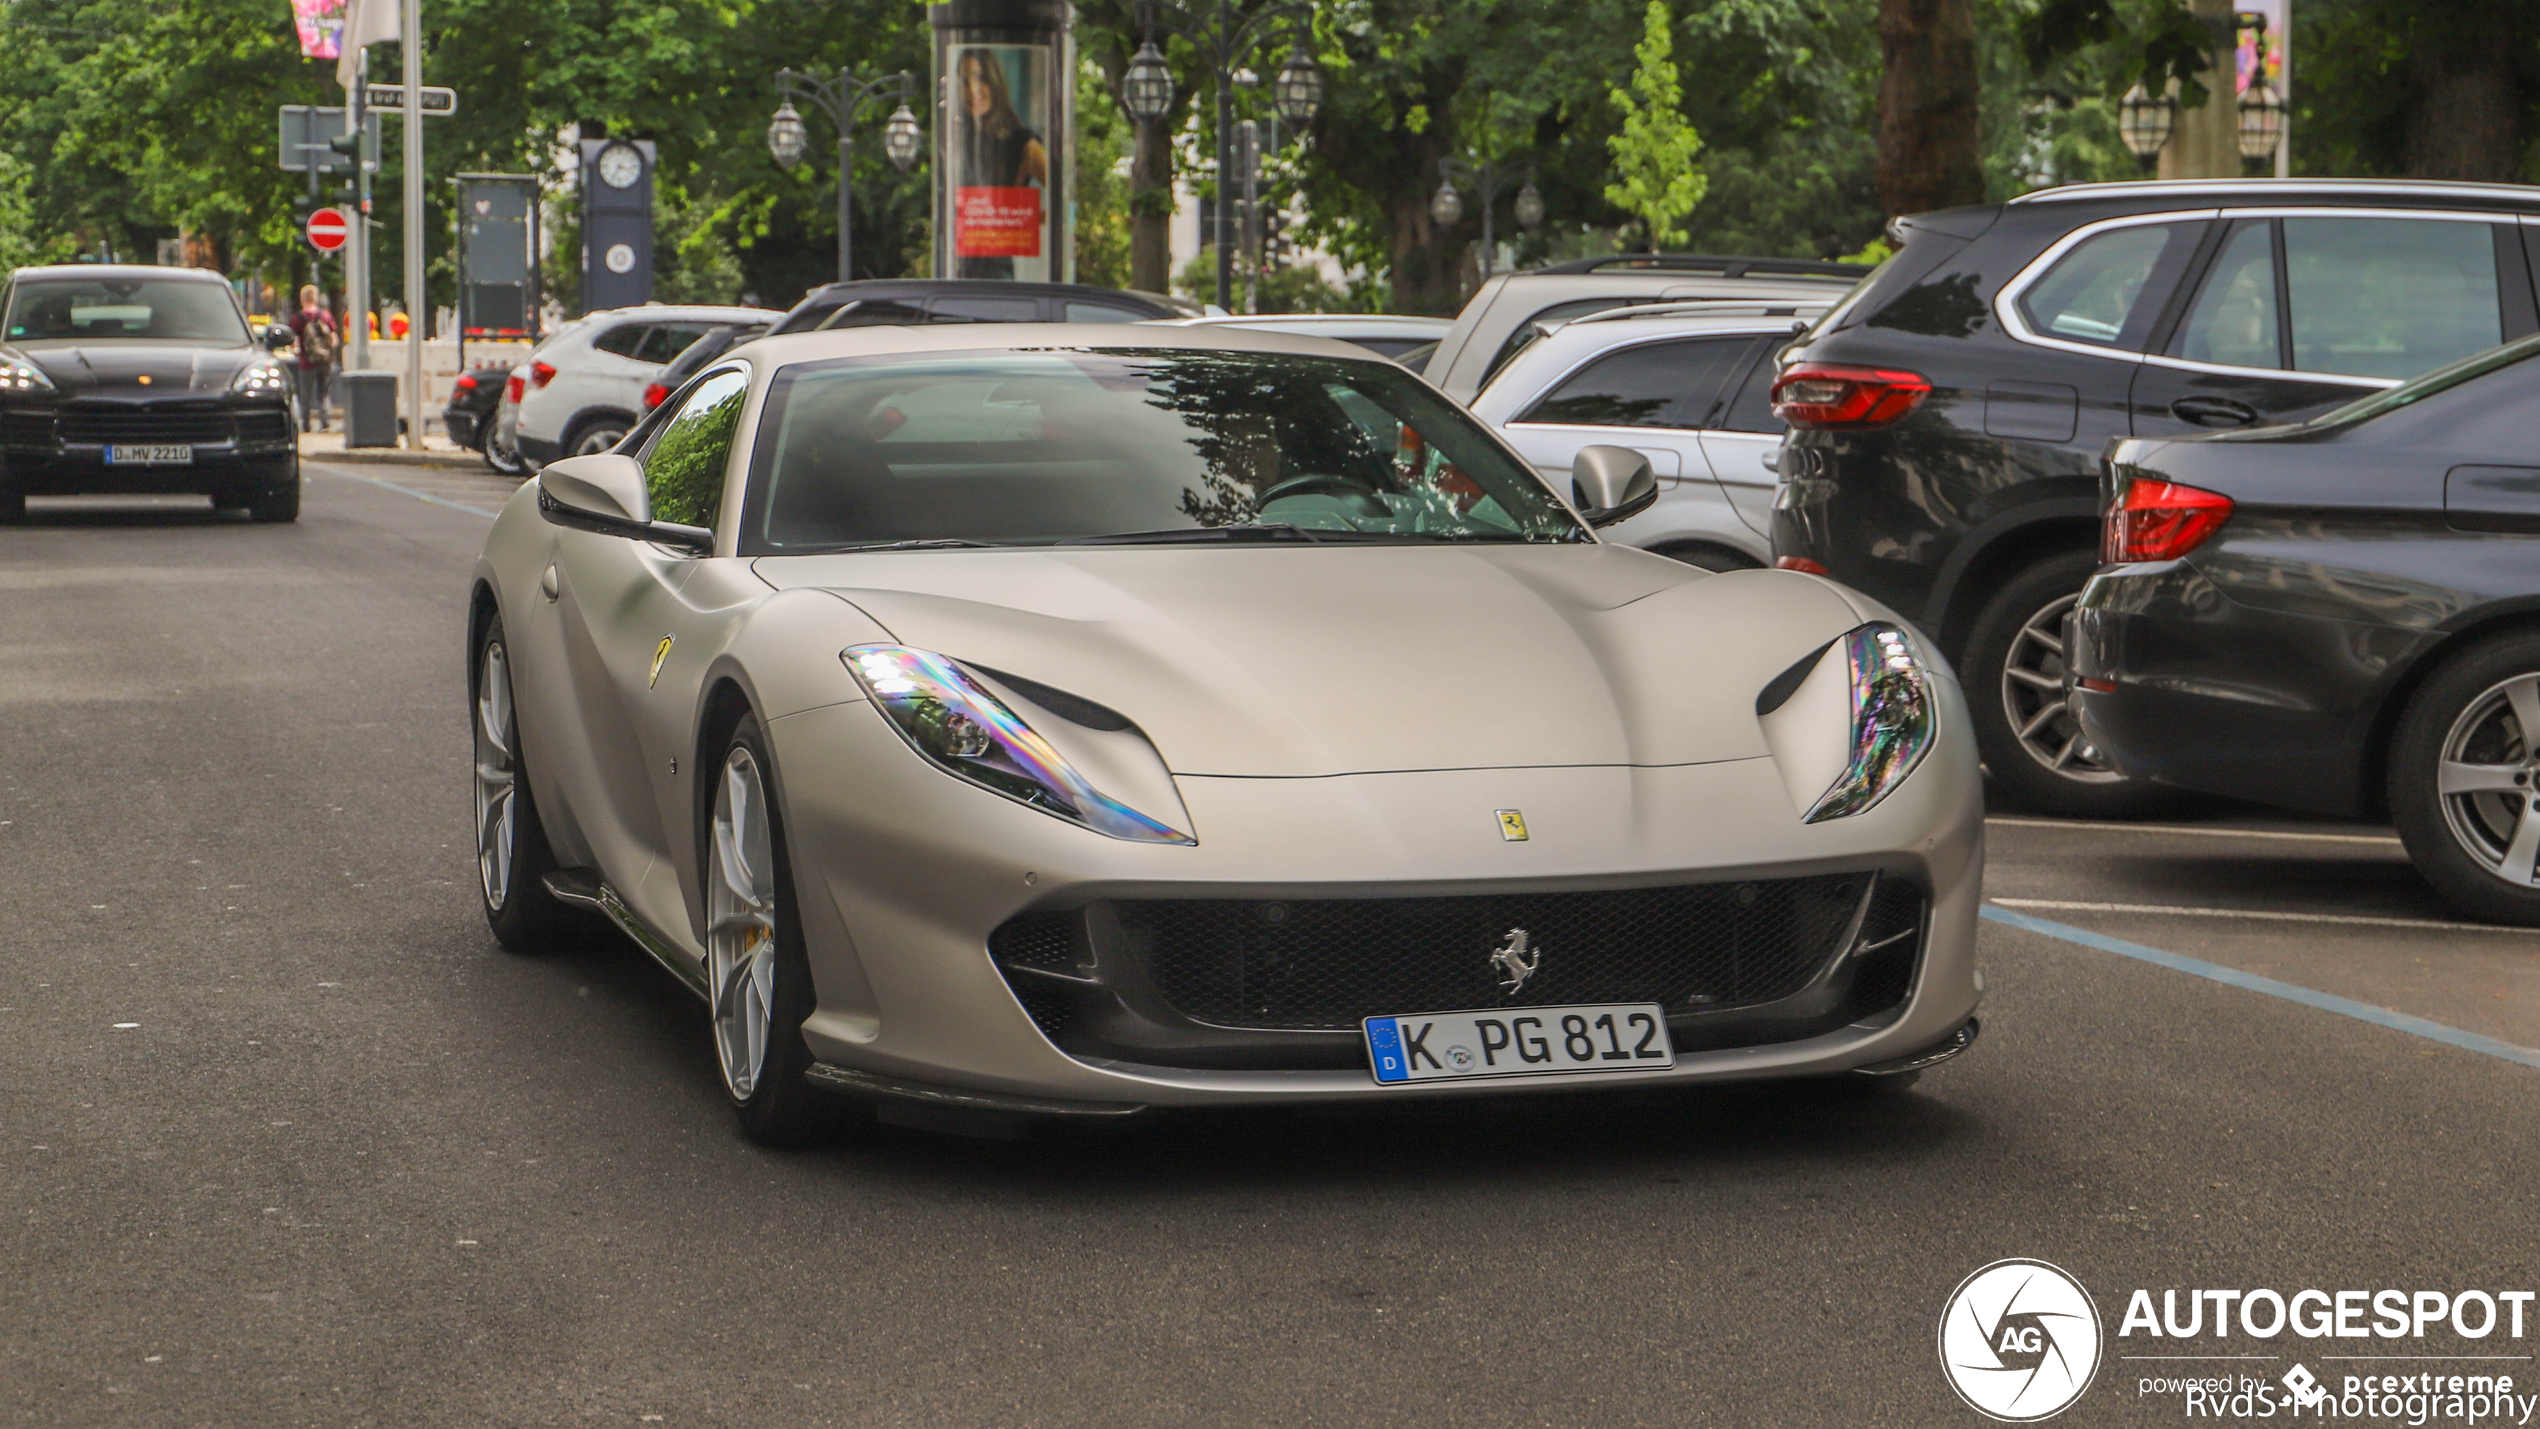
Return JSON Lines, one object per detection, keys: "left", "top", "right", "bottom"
{"left": 1604, "top": 1, "right": 1706, "bottom": 250}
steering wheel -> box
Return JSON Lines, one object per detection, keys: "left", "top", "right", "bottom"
{"left": 1257, "top": 474, "right": 1388, "bottom": 515}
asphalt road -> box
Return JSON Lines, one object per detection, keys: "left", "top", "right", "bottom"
{"left": 5, "top": 468, "right": 2538, "bottom": 1428}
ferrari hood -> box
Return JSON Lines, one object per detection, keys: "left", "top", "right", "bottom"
{"left": 756, "top": 545, "right": 1870, "bottom": 778}
{"left": 13, "top": 342, "right": 257, "bottom": 397}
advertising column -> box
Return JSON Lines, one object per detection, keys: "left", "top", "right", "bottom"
{"left": 929, "top": 0, "right": 1073, "bottom": 283}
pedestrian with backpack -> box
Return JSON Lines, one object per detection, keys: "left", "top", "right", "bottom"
{"left": 287, "top": 284, "right": 339, "bottom": 432}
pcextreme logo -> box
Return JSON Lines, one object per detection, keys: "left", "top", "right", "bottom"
{"left": 1940, "top": 1259, "right": 2105, "bottom": 1421}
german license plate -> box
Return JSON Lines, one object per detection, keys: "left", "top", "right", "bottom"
{"left": 106, "top": 445, "right": 193, "bottom": 465}
{"left": 1365, "top": 1002, "right": 1674, "bottom": 1084}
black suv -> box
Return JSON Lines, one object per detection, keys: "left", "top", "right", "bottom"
{"left": 1770, "top": 178, "right": 2540, "bottom": 815}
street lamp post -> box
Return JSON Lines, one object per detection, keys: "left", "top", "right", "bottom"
{"left": 1121, "top": 1, "right": 1322, "bottom": 312}
{"left": 768, "top": 68, "right": 921, "bottom": 285}
{"left": 1430, "top": 153, "right": 1535, "bottom": 283}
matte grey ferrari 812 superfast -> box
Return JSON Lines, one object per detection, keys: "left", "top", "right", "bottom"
{"left": 467, "top": 325, "right": 1985, "bottom": 1143}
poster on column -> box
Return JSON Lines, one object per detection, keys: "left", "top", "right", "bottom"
{"left": 950, "top": 44, "right": 1051, "bottom": 281}
{"left": 290, "top": 0, "right": 346, "bottom": 58}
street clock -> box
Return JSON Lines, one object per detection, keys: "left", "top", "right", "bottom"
{"left": 594, "top": 142, "right": 645, "bottom": 190}
{"left": 579, "top": 136, "right": 656, "bottom": 311}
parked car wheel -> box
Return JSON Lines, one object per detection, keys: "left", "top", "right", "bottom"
{"left": 707, "top": 712, "right": 845, "bottom": 1147}
{"left": 481, "top": 423, "right": 525, "bottom": 476}
{"left": 564, "top": 416, "right": 630, "bottom": 458}
{"left": 1963, "top": 550, "right": 2168, "bottom": 817}
{"left": 2390, "top": 630, "right": 2540, "bottom": 926}
{"left": 474, "top": 617, "right": 581, "bottom": 951}
{"left": 247, "top": 468, "right": 300, "bottom": 524}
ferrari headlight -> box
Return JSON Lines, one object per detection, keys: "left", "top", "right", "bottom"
{"left": 842, "top": 644, "right": 1194, "bottom": 845}
{"left": 1803, "top": 622, "right": 1935, "bottom": 823}
{"left": 0, "top": 353, "right": 54, "bottom": 393}
{"left": 231, "top": 361, "right": 292, "bottom": 398}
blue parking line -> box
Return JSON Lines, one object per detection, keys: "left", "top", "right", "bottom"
{"left": 318, "top": 464, "right": 501, "bottom": 519}
{"left": 1981, "top": 904, "right": 2540, "bottom": 1072}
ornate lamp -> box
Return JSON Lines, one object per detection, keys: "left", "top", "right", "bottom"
{"left": 1272, "top": 44, "right": 1323, "bottom": 127}
{"left": 1123, "top": 41, "right": 1176, "bottom": 123}
{"left": 2118, "top": 83, "right": 2174, "bottom": 163}
{"left": 882, "top": 103, "right": 923, "bottom": 171}
{"left": 765, "top": 100, "right": 809, "bottom": 169}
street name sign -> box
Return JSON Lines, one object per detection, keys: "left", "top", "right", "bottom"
{"left": 363, "top": 85, "right": 458, "bottom": 116}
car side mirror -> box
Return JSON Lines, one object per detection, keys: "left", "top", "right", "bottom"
{"left": 536, "top": 454, "right": 713, "bottom": 555}
{"left": 1572, "top": 444, "right": 1660, "bottom": 529}
{"left": 260, "top": 325, "right": 294, "bottom": 352}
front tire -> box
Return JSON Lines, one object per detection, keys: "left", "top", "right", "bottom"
{"left": 707, "top": 714, "right": 841, "bottom": 1146}
{"left": 474, "top": 617, "right": 578, "bottom": 950}
{"left": 247, "top": 466, "right": 300, "bottom": 523}
{"left": 1962, "top": 550, "right": 2169, "bottom": 818}
{"left": 564, "top": 416, "right": 629, "bottom": 459}
{"left": 2390, "top": 631, "right": 2540, "bottom": 925}
{"left": 482, "top": 422, "right": 525, "bottom": 476}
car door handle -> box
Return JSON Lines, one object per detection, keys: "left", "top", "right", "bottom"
{"left": 2169, "top": 396, "right": 2260, "bottom": 428}
{"left": 1760, "top": 449, "right": 1780, "bottom": 473}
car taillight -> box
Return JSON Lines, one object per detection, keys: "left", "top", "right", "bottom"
{"left": 641, "top": 382, "right": 669, "bottom": 411}
{"left": 2104, "top": 478, "right": 2234, "bottom": 562}
{"left": 530, "top": 360, "right": 556, "bottom": 389}
{"left": 504, "top": 375, "right": 524, "bottom": 404}
{"left": 454, "top": 374, "right": 477, "bottom": 392}
{"left": 1771, "top": 363, "right": 1931, "bottom": 429}
{"left": 1775, "top": 556, "right": 1830, "bottom": 575}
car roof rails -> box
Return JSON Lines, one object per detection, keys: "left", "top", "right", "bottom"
{"left": 1566, "top": 299, "right": 1833, "bottom": 326}
{"left": 1524, "top": 253, "right": 1870, "bottom": 280}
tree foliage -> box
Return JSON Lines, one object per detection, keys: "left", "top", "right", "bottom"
{"left": 1604, "top": 1, "right": 1707, "bottom": 250}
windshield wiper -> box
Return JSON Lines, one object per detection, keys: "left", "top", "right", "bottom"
{"left": 802, "top": 538, "right": 1003, "bottom": 553}
{"left": 1060, "top": 523, "right": 1330, "bottom": 545}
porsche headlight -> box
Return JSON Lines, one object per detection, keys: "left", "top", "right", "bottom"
{"left": 842, "top": 644, "right": 1194, "bottom": 845}
{"left": 0, "top": 354, "right": 54, "bottom": 394}
{"left": 1803, "top": 622, "right": 1935, "bottom": 823}
{"left": 231, "top": 361, "right": 292, "bottom": 398}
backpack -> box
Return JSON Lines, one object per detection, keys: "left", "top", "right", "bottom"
{"left": 301, "top": 313, "right": 338, "bottom": 368}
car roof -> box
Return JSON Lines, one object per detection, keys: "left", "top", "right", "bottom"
{"left": 733, "top": 322, "right": 1382, "bottom": 370}
{"left": 2007, "top": 177, "right": 2540, "bottom": 212}
{"left": 9, "top": 263, "right": 232, "bottom": 284}
{"left": 1159, "top": 314, "right": 1452, "bottom": 335}
{"left": 1523, "top": 253, "right": 1868, "bottom": 281}
{"left": 582, "top": 304, "right": 780, "bottom": 323}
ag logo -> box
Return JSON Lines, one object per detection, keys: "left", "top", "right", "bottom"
{"left": 1938, "top": 1259, "right": 2101, "bottom": 1421}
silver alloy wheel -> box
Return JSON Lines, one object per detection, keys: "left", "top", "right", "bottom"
{"left": 473, "top": 640, "right": 518, "bottom": 910}
{"left": 572, "top": 424, "right": 627, "bottom": 457}
{"left": 1999, "top": 591, "right": 2122, "bottom": 783}
{"left": 708, "top": 745, "right": 780, "bottom": 1101}
{"left": 2435, "top": 672, "right": 2540, "bottom": 886}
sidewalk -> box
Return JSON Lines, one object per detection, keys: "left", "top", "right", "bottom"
{"left": 297, "top": 427, "right": 484, "bottom": 471}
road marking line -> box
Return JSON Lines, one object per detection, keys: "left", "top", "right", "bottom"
{"left": 1980, "top": 905, "right": 2540, "bottom": 1070}
{"left": 1986, "top": 816, "right": 2402, "bottom": 847}
{"left": 316, "top": 465, "right": 500, "bottom": 519}
{"left": 1990, "top": 897, "right": 2540, "bottom": 935}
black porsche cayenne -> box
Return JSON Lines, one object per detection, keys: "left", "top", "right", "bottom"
{"left": 2069, "top": 333, "right": 2540, "bottom": 925}
{"left": 0, "top": 265, "right": 300, "bottom": 523}
{"left": 1769, "top": 179, "right": 2540, "bottom": 816}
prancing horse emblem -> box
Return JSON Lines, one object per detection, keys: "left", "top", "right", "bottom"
{"left": 1490, "top": 928, "right": 1540, "bottom": 994}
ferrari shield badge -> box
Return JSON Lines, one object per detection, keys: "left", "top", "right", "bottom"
{"left": 1496, "top": 809, "right": 1528, "bottom": 842}
{"left": 648, "top": 636, "right": 673, "bottom": 688}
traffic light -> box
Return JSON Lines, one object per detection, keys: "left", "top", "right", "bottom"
{"left": 326, "top": 130, "right": 363, "bottom": 163}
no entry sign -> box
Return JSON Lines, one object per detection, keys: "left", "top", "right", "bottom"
{"left": 306, "top": 206, "right": 350, "bottom": 253}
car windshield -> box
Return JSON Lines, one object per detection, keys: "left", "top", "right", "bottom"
{"left": 2311, "top": 330, "right": 2540, "bottom": 428}
{"left": 4, "top": 278, "right": 249, "bottom": 344}
{"left": 740, "top": 347, "right": 1585, "bottom": 554}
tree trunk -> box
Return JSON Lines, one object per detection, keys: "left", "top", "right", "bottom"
{"left": 2158, "top": 0, "right": 2240, "bottom": 180}
{"left": 1875, "top": 0, "right": 1983, "bottom": 218}
{"left": 2404, "top": 1, "right": 2523, "bottom": 181}
{"left": 1130, "top": 116, "right": 1174, "bottom": 293}
{"left": 1386, "top": 188, "right": 1464, "bottom": 317}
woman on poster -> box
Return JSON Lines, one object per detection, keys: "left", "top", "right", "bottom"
{"left": 953, "top": 48, "right": 1049, "bottom": 279}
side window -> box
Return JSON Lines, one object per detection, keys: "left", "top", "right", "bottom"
{"left": 1064, "top": 302, "right": 1151, "bottom": 323}
{"left": 1480, "top": 298, "right": 1642, "bottom": 388}
{"left": 2018, "top": 223, "right": 2179, "bottom": 347}
{"left": 1515, "top": 337, "right": 1752, "bottom": 429}
{"left": 820, "top": 299, "right": 926, "bottom": 329}
{"left": 2175, "top": 220, "right": 2281, "bottom": 371}
{"left": 635, "top": 323, "right": 719, "bottom": 365}
{"left": 641, "top": 368, "right": 750, "bottom": 531}
{"left": 2284, "top": 217, "right": 2502, "bottom": 379}
{"left": 1714, "top": 342, "right": 1784, "bottom": 434}
{"left": 928, "top": 295, "right": 1041, "bottom": 323}
{"left": 590, "top": 323, "right": 651, "bottom": 359}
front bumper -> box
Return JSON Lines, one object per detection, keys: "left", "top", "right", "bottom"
{"left": 763, "top": 691, "right": 1987, "bottom": 1109}
{"left": 2, "top": 400, "right": 297, "bottom": 494}
{"left": 2068, "top": 562, "right": 2423, "bottom": 817}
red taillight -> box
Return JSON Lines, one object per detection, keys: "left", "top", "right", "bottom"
{"left": 1770, "top": 363, "right": 1931, "bottom": 429}
{"left": 454, "top": 374, "right": 477, "bottom": 391}
{"left": 1775, "top": 556, "right": 1830, "bottom": 575}
{"left": 530, "top": 360, "right": 557, "bottom": 389}
{"left": 641, "top": 381, "right": 670, "bottom": 411}
{"left": 2105, "top": 478, "right": 2234, "bottom": 563}
{"left": 504, "top": 375, "right": 524, "bottom": 404}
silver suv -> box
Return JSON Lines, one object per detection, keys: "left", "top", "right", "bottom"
{"left": 1467, "top": 301, "right": 1827, "bottom": 570}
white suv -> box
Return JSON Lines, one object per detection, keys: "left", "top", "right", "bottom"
{"left": 512, "top": 304, "right": 775, "bottom": 466}
{"left": 1466, "top": 301, "right": 1827, "bottom": 571}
